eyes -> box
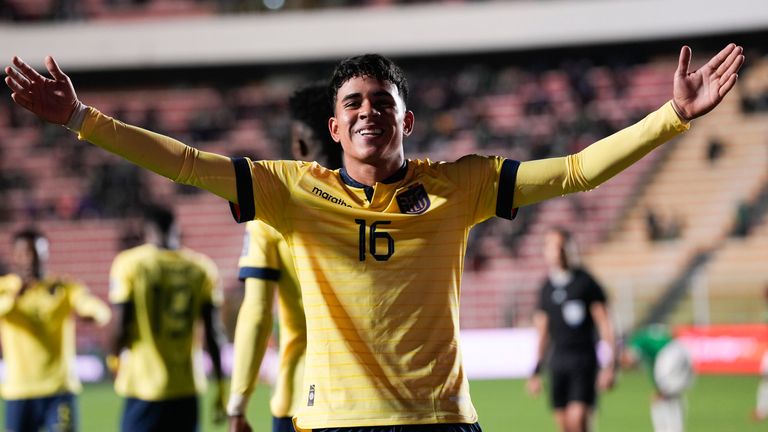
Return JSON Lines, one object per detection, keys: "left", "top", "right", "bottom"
{"left": 342, "top": 98, "right": 395, "bottom": 111}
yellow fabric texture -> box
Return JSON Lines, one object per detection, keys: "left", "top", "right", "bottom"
{"left": 77, "top": 101, "right": 688, "bottom": 428}
{"left": 231, "top": 221, "right": 306, "bottom": 418}
{"left": 109, "top": 244, "right": 221, "bottom": 400}
{"left": 0, "top": 274, "right": 110, "bottom": 399}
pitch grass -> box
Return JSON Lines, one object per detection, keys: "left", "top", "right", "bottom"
{"left": 0, "top": 371, "right": 762, "bottom": 431}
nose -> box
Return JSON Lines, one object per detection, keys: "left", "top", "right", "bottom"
{"left": 358, "top": 100, "right": 380, "bottom": 119}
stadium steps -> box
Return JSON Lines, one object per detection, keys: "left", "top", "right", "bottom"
{"left": 584, "top": 95, "right": 768, "bottom": 329}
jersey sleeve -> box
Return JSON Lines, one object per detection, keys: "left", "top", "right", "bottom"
{"left": 69, "top": 282, "right": 112, "bottom": 326}
{"left": 109, "top": 252, "right": 134, "bottom": 304}
{"left": 79, "top": 107, "right": 238, "bottom": 203}
{"left": 229, "top": 159, "right": 301, "bottom": 233}
{"left": 238, "top": 221, "right": 283, "bottom": 281}
{"left": 443, "top": 155, "right": 521, "bottom": 225}
{"left": 583, "top": 270, "right": 607, "bottom": 304}
{"left": 0, "top": 276, "right": 20, "bottom": 317}
{"left": 513, "top": 101, "right": 689, "bottom": 208}
{"left": 228, "top": 277, "right": 276, "bottom": 412}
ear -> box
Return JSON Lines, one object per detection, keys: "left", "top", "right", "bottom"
{"left": 402, "top": 110, "right": 415, "bottom": 137}
{"left": 329, "top": 117, "right": 341, "bottom": 142}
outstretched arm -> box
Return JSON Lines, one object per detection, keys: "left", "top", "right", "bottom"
{"left": 4, "top": 56, "right": 238, "bottom": 203}
{"left": 512, "top": 44, "right": 743, "bottom": 208}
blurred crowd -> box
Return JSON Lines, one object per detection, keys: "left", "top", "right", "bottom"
{"left": 0, "top": 0, "right": 485, "bottom": 22}
{"left": 1, "top": 44, "right": 767, "bottom": 262}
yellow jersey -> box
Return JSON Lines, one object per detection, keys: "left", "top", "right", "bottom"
{"left": 0, "top": 274, "right": 110, "bottom": 399}
{"left": 231, "top": 220, "right": 305, "bottom": 417}
{"left": 109, "top": 244, "right": 221, "bottom": 401}
{"left": 230, "top": 155, "right": 516, "bottom": 429}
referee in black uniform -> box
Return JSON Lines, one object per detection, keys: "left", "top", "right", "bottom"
{"left": 527, "top": 227, "right": 616, "bottom": 432}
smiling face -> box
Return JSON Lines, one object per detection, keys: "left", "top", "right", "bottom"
{"left": 329, "top": 76, "right": 414, "bottom": 173}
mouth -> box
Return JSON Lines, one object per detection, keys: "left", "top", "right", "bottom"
{"left": 355, "top": 127, "right": 384, "bottom": 137}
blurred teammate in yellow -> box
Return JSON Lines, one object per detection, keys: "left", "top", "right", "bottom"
{"left": 5, "top": 42, "right": 743, "bottom": 431}
{"left": 0, "top": 227, "right": 111, "bottom": 432}
{"left": 228, "top": 84, "right": 343, "bottom": 432}
{"left": 108, "top": 205, "right": 227, "bottom": 431}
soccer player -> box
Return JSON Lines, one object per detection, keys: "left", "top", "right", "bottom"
{"left": 0, "top": 228, "right": 111, "bottom": 432}
{"left": 4, "top": 43, "right": 743, "bottom": 431}
{"left": 108, "top": 205, "right": 227, "bottom": 432}
{"left": 526, "top": 227, "right": 616, "bottom": 432}
{"left": 621, "top": 324, "right": 694, "bottom": 432}
{"left": 227, "top": 84, "right": 343, "bottom": 432}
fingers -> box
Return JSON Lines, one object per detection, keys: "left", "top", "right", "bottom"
{"left": 45, "top": 56, "right": 68, "bottom": 81}
{"left": 12, "top": 56, "right": 45, "bottom": 82}
{"left": 5, "top": 65, "right": 31, "bottom": 89}
{"left": 5, "top": 75, "right": 26, "bottom": 93}
{"left": 676, "top": 46, "right": 691, "bottom": 78}
{"left": 719, "top": 52, "right": 745, "bottom": 85}
{"left": 715, "top": 45, "right": 743, "bottom": 77}
{"left": 718, "top": 73, "right": 738, "bottom": 98}
{"left": 706, "top": 43, "right": 737, "bottom": 71}
{"left": 10, "top": 92, "right": 33, "bottom": 111}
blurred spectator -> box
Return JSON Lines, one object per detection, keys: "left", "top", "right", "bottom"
{"left": 705, "top": 137, "right": 725, "bottom": 164}
{"left": 731, "top": 201, "right": 753, "bottom": 237}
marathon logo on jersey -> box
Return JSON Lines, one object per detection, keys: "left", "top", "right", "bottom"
{"left": 312, "top": 187, "right": 353, "bottom": 207}
{"left": 396, "top": 183, "right": 431, "bottom": 214}
{"left": 307, "top": 384, "right": 315, "bottom": 406}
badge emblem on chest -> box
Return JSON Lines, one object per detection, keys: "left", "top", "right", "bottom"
{"left": 396, "top": 183, "right": 431, "bottom": 214}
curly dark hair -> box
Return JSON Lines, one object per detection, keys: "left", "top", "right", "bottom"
{"left": 289, "top": 83, "right": 342, "bottom": 170}
{"left": 328, "top": 53, "right": 409, "bottom": 106}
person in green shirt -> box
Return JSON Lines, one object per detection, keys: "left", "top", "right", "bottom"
{"left": 622, "top": 324, "right": 694, "bottom": 432}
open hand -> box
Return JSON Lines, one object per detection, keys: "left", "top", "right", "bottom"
{"left": 4, "top": 56, "right": 79, "bottom": 125}
{"left": 672, "top": 43, "right": 744, "bottom": 120}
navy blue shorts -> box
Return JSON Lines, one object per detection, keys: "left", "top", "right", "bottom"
{"left": 274, "top": 416, "right": 296, "bottom": 432}
{"left": 121, "top": 396, "right": 198, "bottom": 432}
{"left": 313, "top": 423, "right": 482, "bottom": 432}
{"left": 4, "top": 392, "right": 78, "bottom": 432}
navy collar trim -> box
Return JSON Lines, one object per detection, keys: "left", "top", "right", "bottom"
{"left": 340, "top": 160, "right": 409, "bottom": 188}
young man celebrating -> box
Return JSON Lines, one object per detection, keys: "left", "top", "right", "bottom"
{"left": 227, "top": 84, "right": 343, "bottom": 432}
{"left": 0, "top": 228, "right": 111, "bottom": 432}
{"left": 4, "top": 43, "right": 743, "bottom": 431}
{"left": 109, "top": 206, "right": 227, "bottom": 431}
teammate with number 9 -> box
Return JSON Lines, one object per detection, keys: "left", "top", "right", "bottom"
{"left": 108, "top": 206, "right": 227, "bottom": 432}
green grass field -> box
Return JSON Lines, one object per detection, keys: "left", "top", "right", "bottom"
{"left": 0, "top": 371, "right": 763, "bottom": 431}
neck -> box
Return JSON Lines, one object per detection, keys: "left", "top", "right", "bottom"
{"left": 343, "top": 154, "right": 405, "bottom": 186}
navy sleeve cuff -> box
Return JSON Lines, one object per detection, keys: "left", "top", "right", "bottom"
{"left": 496, "top": 159, "right": 520, "bottom": 220}
{"left": 229, "top": 157, "right": 255, "bottom": 223}
{"left": 238, "top": 267, "right": 281, "bottom": 281}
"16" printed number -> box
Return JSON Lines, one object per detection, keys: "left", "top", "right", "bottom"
{"left": 355, "top": 219, "right": 394, "bottom": 261}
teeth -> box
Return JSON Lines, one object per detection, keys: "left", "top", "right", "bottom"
{"left": 358, "top": 128, "right": 383, "bottom": 136}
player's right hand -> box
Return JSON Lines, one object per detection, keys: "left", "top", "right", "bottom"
{"left": 228, "top": 415, "right": 253, "bottom": 432}
{"left": 4, "top": 56, "right": 80, "bottom": 125}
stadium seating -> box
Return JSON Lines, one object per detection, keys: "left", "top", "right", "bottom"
{"left": 1, "top": 46, "right": 766, "bottom": 352}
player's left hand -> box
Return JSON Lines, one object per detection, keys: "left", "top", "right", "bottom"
{"left": 672, "top": 43, "right": 744, "bottom": 121}
{"left": 597, "top": 367, "right": 615, "bottom": 391}
{"left": 4, "top": 56, "right": 80, "bottom": 125}
{"left": 212, "top": 379, "right": 229, "bottom": 425}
